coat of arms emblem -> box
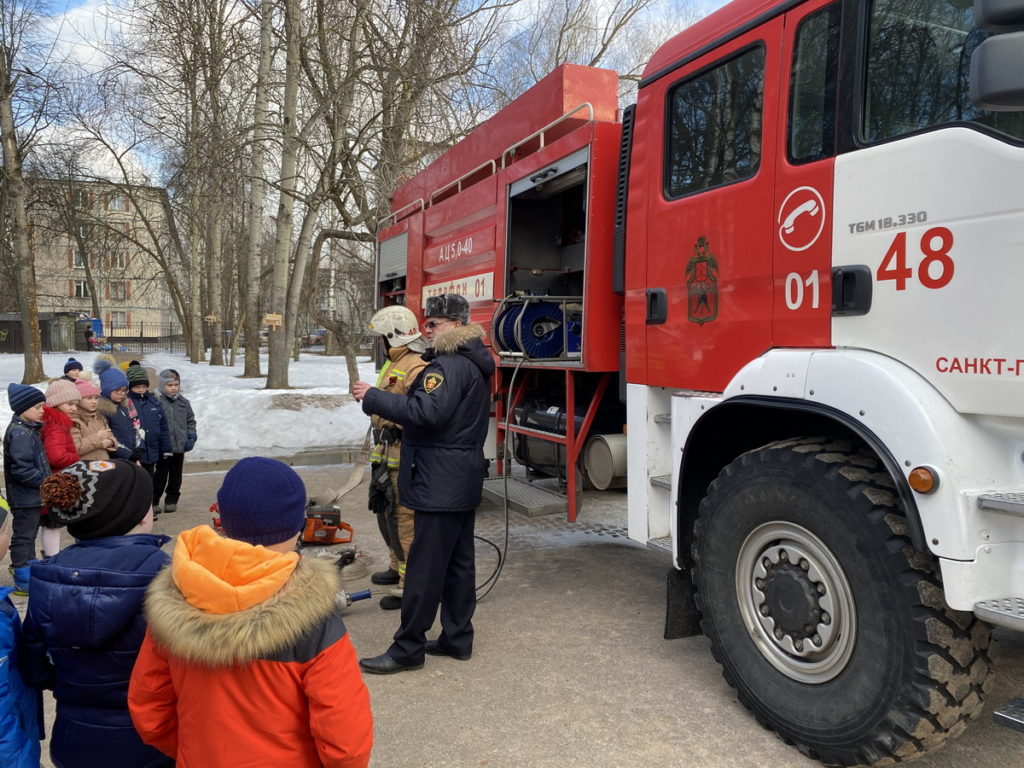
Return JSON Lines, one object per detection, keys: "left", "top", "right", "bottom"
{"left": 685, "top": 236, "right": 719, "bottom": 325}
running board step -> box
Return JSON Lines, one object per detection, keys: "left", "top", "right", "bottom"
{"left": 979, "top": 493, "right": 1024, "bottom": 517}
{"left": 650, "top": 474, "right": 672, "bottom": 489}
{"left": 994, "top": 698, "right": 1024, "bottom": 733}
{"left": 482, "top": 476, "right": 566, "bottom": 517}
{"left": 974, "top": 597, "right": 1024, "bottom": 631}
{"left": 647, "top": 536, "right": 672, "bottom": 556}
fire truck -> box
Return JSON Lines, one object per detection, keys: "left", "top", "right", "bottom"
{"left": 375, "top": 0, "right": 1024, "bottom": 764}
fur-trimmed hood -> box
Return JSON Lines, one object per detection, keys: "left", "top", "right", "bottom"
{"left": 429, "top": 323, "right": 494, "bottom": 380}
{"left": 145, "top": 526, "right": 342, "bottom": 667}
{"left": 432, "top": 322, "right": 485, "bottom": 355}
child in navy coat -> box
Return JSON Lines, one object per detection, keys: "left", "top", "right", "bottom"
{"left": 0, "top": 498, "right": 43, "bottom": 767}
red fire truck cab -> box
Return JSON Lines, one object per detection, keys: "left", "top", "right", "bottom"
{"left": 376, "top": 1, "right": 1024, "bottom": 764}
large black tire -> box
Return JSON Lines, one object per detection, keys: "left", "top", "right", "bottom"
{"left": 691, "top": 437, "right": 992, "bottom": 766}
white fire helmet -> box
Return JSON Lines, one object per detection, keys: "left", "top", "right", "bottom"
{"left": 368, "top": 305, "right": 422, "bottom": 347}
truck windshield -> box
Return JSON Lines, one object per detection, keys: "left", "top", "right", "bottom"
{"left": 864, "top": 0, "right": 1024, "bottom": 143}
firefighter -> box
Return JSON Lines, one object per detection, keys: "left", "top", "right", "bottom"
{"left": 351, "top": 293, "right": 494, "bottom": 674}
{"left": 365, "top": 305, "right": 429, "bottom": 610}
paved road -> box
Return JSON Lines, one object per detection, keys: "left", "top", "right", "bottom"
{"left": 15, "top": 463, "right": 1024, "bottom": 768}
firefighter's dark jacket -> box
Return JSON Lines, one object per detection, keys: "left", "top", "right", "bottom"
{"left": 362, "top": 323, "right": 494, "bottom": 513}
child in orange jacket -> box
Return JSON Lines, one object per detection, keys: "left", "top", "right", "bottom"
{"left": 128, "top": 457, "right": 373, "bottom": 768}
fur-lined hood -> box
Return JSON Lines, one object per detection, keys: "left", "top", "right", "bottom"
{"left": 429, "top": 323, "right": 494, "bottom": 379}
{"left": 432, "top": 322, "right": 485, "bottom": 355}
{"left": 96, "top": 397, "right": 121, "bottom": 416}
{"left": 145, "top": 527, "right": 342, "bottom": 667}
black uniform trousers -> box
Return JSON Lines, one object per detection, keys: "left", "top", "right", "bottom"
{"left": 388, "top": 508, "right": 476, "bottom": 665}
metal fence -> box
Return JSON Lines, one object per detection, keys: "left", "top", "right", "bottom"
{"left": 0, "top": 315, "right": 186, "bottom": 355}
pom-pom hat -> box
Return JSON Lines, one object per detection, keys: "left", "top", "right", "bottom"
{"left": 217, "top": 457, "right": 307, "bottom": 546}
{"left": 75, "top": 378, "right": 101, "bottom": 398}
{"left": 41, "top": 459, "right": 153, "bottom": 540}
{"left": 46, "top": 378, "right": 82, "bottom": 407}
{"left": 7, "top": 383, "right": 45, "bottom": 415}
{"left": 64, "top": 357, "right": 84, "bottom": 374}
{"left": 94, "top": 357, "right": 129, "bottom": 398}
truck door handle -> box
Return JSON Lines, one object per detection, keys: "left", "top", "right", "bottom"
{"left": 831, "top": 265, "right": 872, "bottom": 316}
{"left": 646, "top": 288, "right": 667, "bottom": 324}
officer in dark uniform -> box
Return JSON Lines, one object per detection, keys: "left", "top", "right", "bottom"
{"left": 352, "top": 293, "right": 494, "bottom": 674}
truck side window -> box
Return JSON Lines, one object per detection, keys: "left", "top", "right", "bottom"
{"left": 864, "top": 0, "right": 1024, "bottom": 143}
{"left": 789, "top": 2, "right": 840, "bottom": 163}
{"left": 665, "top": 45, "right": 766, "bottom": 198}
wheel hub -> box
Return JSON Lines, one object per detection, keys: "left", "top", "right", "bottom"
{"left": 761, "top": 563, "right": 820, "bottom": 637}
{"left": 737, "top": 523, "right": 857, "bottom": 684}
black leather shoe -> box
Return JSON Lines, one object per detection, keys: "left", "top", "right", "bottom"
{"left": 359, "top": 653, "right": 422, "bottom": 675}
{"left": 424, "top": 640, "right": 472, "bottom": 661}
{"left": 371, "top": 568, "right": 400, "bottom": 585}
{"left": 379, "top": 595, "right": 402, "bottom": 610}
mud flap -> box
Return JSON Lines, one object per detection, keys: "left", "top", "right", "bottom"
{"left": 665, "top": 568, "right": 701, "bottom": 640}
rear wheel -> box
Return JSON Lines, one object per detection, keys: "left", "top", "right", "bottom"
{"left": 692, "top": 437, "right": 991, "bottom": 766}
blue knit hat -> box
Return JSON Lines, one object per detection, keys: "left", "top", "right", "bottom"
{"left": 64, "top": 357, "right": 83, "bottom": 374}
{"left": 7, "top": 383, "right": 45, "bottom": 415}
{"left": 217, "top": 457, "right": 307, "bottom": 546}
{"left": 98, "top": 366, "right": 129, "bottom": 398}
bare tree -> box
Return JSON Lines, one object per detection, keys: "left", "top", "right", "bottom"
{"left": 0, "top": 0, "right": 58, "bottom": 382}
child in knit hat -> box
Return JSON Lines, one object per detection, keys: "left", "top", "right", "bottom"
{"left": 0, "top": 500, "right": 44, "bottom": 767}
{"left": 2, "top": 383, "right": 50, "bottom": 595}
{"left": 126, "top": 364, "right": 172, "bottom": 481}
{"left": 129, "top": 457, "right": 374, "bottom": 768}
{"left": 94, "top": 356, "right": 142, "bottom": 462}
{"left": 38, "top": 379, "right": 84, "bottom": 558}
{"left": 20, "top": 459, "right": 172, "bottom": 768}
{"left": 71, "top": 377, "right": 116, "bottom": 461}
{"left": 153, "top": 368, "right": 196, "bottom": 514}
{"left": 61, "top": 358, "right": 84, "bottom": 382}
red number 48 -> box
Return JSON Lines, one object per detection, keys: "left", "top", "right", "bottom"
{"left": 877, "top": 227, "right": 955, "bottom": 291}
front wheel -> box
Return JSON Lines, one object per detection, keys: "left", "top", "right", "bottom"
{"left": 692, "top": 438, "right": 991, "bottom": 766}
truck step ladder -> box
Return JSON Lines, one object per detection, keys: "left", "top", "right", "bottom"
{"left": 482, "top": 476, "right": 567, "bottom": 517}
{"left": 978, "top": 493, "right": 1024, "bottom": 518}
{"left": 994, "top": 699, "right": 1024, "bottom": 733}
{"left": 974, "top": 597, "right": 1024, "bottom": 631}
{"left": 648, "top": 535, "right": 672, "bottom": 556}
{"left": 650, "top": 474, "right": 672, "bottom": 489}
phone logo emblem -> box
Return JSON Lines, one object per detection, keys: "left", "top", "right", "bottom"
{"left": 778, "top": 187, "right": 826, "bottom": 252}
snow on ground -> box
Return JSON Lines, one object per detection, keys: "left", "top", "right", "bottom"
{"left": 0, "top": 351, "right": 379, "bottom": 462}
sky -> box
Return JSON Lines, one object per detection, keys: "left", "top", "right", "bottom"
{"left": 0, "top": 352, "right": 378, "bottom": 463}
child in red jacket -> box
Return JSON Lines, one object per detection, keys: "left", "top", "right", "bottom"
{"left": 128, "top": 458, "right": 373, "bottom": 768}
{"left": 39, "top": 379, "right": 81, "bottom": 557}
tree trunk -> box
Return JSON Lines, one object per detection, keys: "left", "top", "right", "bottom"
{"left": 266, "top": 0, "right": 300, "bottom": 389}
{"left": 0, "top": 80, "right": 44, "bottom": 383}
{"left": 207, "top": 194, "right": 225, "bottom": 365}
{"left": 242, "top": 0, "right": 274, "bottom": 378}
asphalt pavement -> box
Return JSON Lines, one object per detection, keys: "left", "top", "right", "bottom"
{"left": 10, "top": 462, "right": 1024, "bottom": 768}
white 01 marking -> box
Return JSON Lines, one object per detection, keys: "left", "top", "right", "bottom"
{"left": 785, "top": 271, "right": 820, "bottom": 310}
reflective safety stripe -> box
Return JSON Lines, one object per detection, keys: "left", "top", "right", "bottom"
{"left": 397, "top": 563, "right": 406, "bottom": 577}
{"left": 374, "top": 361, "right": 393, "bottom": 388}
{"left": 369, "top": 451, "right": 400, "bottom": 468}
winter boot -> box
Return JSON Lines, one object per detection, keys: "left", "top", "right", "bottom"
{"left": 371, "top": 568, "right": 400, "bottom": 585}
{"left": 12, "top": 566, "right": 31, "bottom": 597}
{"left": 163, "top": 503, "right": 177, "bottom": 513}
{"left": 379, "top": 595, "right": 402, "bottom": 610}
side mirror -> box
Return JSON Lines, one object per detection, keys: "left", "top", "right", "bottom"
{"left": 971, "top": 0, "right": 1024, "bottom": 110}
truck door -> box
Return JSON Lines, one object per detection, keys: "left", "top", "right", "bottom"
{"left": 640, "top": 17, "right": 783, "bottom": 392}
{"left": 772, "top": 0, "right": 840, "bottom": 348}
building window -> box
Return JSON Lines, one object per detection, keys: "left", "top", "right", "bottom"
{"left": 864, "top": 0, "right": 1024, "bottom": 143}
{"left": 109, "top": 310, "right": 127, "bottom": 328}
{"left": 73, "top": 189, "right": 89, "bottom": 210}
{"left": 108, "top": 194, "right": 126, "bottom": 212}
{"left": 788, "top": 3, "right": 840, "bottom": 164}
{"left": 109, "top": 281, "right": 127, "bottom": 300}
{"left": 74, "top": 280, "right": 90, "bottom": 298}
{"left": 110, "top": 252, "right": 127, "bottom": 270}
{"left": 73, "top": 250, "right": 88, "bottom": 269}
{"left": 665, "top": 45, "right": 766, "bottom": 198}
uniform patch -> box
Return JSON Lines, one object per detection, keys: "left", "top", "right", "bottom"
{"left": 423, "top": 373, "right": 444, "bottom": 393}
